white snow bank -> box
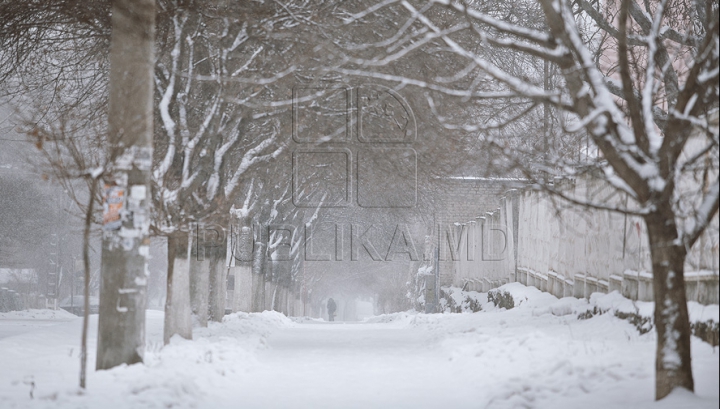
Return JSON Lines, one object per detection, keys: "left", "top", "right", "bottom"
{"left": 643, "top": 388, "right": 720, "bottom": 409}
{"left": 535, "top": 296, "right": 589, "bottom": 317}
{"left": 487, "top": 282, "right": 560, "bottom": 310}
{"left": 0, "top": 310, "right": 293, "bottom": 409}
{"left": 587, "top": 291, "right": 654, "bottom": 317}
{"left": 584, "top": 292, "right": 719, "bottom": 324}
{"left": 288, "top": 316, "right": 326, "bottom": 323}
{"left": 440, "top": 286, "right": 489, "bottom": 312}
{"left": 689, "top": 302, "right": 720, "bottom": 323}
{"left": 0, "top": 308, "right": 77, "bottom": 320}
{"left": 418, "top": 297, "right": 719, "bottom": 409}
{"left": 487, "top": 283, "right": 720, "bottom": 329}
{"left": 363, "top": 310, "right": 418, "bottom": 325}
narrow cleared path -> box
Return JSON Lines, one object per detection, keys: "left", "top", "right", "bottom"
{"left": 231, "top": 321, "right": 478, "bottom": 409}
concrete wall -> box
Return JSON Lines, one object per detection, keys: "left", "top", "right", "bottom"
{"left": 452, "top": 191, "right": 518, "bottom": 291}
{"left": 431, "top": 177, "right": 523, "bottom": 285}
{"left": 450, "top": 175, "right": 719, "bottom": 305}
{"left": 516, "top": 178, "right": 653, "bottom": 284}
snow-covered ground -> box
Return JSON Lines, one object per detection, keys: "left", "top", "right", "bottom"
{"left": 0, "top": 309, "right": 76, "bottom": 340}
{"left": 0, "top": 287, "right": 718, "bottom": 409}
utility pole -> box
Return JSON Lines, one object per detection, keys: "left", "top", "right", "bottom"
{"left": 96, "top": 0, "right": 155, "bottom": 370}
{"left": 543, "top": 59, "right": 551, "bottom": 174}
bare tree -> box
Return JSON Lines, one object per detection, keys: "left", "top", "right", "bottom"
{"left": 6, "top": 56, "right": 107, "bottom": 390}
{"left": 326, "top": 0, "right": 719, "bottom": 399}
{"left": 151, "top": 1, "right": 323, "bottom": 341}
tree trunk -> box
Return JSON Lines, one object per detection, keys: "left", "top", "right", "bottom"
{"left": 189, "top": 247, "right": 209, "bottom": 327}
{"left": 286, "top": 290, "right": 294, "bottom": 316}
{"left": 277, "top": 285, "right": 287, "bottom": 314}
{"left": 266, "top": 280, "right": 277, "bottom": 312}
{"left": 251, "top": 272, "right": 265, "bottom": 312}
{"left": 645, "top": 209, "right": 694, "bottom": 400}
{"left": 231, "top": 264, "right": 253, "bottom": 312}
{"left": 208, "top": 243, "right": 228, "bottom": 322}
{"left": 80, "top": 177, "right": 97, "bottom": 388}
{"left": 251, "top": 227, "right": 266, "bottom": 312}
{"left": 164, "top": 232, "right": 192, "bottom": 344}
{"left": 231, "top": 217, "right": 254, "bottom": 313}
{"left": 96, "top": 0, "right": 155, "bottom": 370}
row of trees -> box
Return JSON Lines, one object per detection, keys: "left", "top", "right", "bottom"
{"left": 1, "top": 0, "right": 717, "bottom": 400}
{"left": 0, "top": 0, "right": 324, "bottom": 384}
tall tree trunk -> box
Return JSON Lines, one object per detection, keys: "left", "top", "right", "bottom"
{"left": 275, "top": 284, "right": 285, "bottom": 314}
{"left": 231, "top": 264, "right": 253, "bottom": 312}
{"left": 164, "top": 232, "right": 192, "bottom": 344}
{"left": 646, "top": 207, "right": 694, "bottom": 400}
{"left": 251, "top": 226, "right": 266, "bottom": 312}
{"left": 266, "top": 279, "right": 277, "bottom": 312}
{"left": 189, "top": 246, "right": 209, "bottom": 327}
{"left": 80, "top": 177, "right": 97, "bottom": 388}
{"left": 231, "top": 217, "right": 254, "bottom": 312}
{"left": 208, "top": 243, "right": 228, "bottom": 322}
{"left": 251, "top": 272, "right": 265, "bottom": 312}
{"left": 96, "top": 0, "right": 155, "bottom": 370}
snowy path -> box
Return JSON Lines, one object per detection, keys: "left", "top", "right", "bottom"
{"left": 234, "top": 322, "right": 476, "bottom": 408}
{"left": 1, "top": 290, "right": 718, "bottom": 409}
{"left": 230, "top": 314, "right": 719, "bottom": 409}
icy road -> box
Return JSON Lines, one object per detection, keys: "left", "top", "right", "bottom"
{"left": 1, "top": 286, "right": 718, "bottom": 409}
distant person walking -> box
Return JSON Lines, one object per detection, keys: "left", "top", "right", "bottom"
{"left": 327, "top": 298, "right": 337, "bottom": 322}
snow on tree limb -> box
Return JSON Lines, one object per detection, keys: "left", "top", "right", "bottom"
{"left": 684, "top": 179, "right": 720, "bottom": 248}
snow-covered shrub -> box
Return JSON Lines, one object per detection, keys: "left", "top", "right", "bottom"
{"left": 409, "top": 265, "right": 434, "bottom": 311}
{"left": 576, "top": 306, "right": 603, "bottom": 320}
{"left": 691, "top": 320, "right": 719, "bottom": 347}
{"left": 614, "top": 311, "right": 654, "bottom": 335}
{"left": 487, "top": 289, "right": 514, "bottom": 310}
{"left": 577, "top": 292, "right": 719, "bottom": 342}
{"left": 578, "top": 306, "right": 652, "bottom": 335}
{"left": 576, "top": 296, "right": 653, "bottom": 334}
{"left": 440, "top": 287, "right": 484, "bottom": 313}
{"left": 439, "top": 287, "right": 460, "bottom": 313}
{"left": 464, "top": 296, "right": 483, "bottom": 313}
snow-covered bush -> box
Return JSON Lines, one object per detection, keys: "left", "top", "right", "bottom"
{"left": 576, "top": 292, "right": 719, "bottom": 343}
{"left": 691, "top": 321, "right": 719, "bottom": 347}
{"left": 487, "top": 289, "right": 514, "bottom": 310}
{"left": 440, "top": 287, "right": 485, "bottom": 313}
